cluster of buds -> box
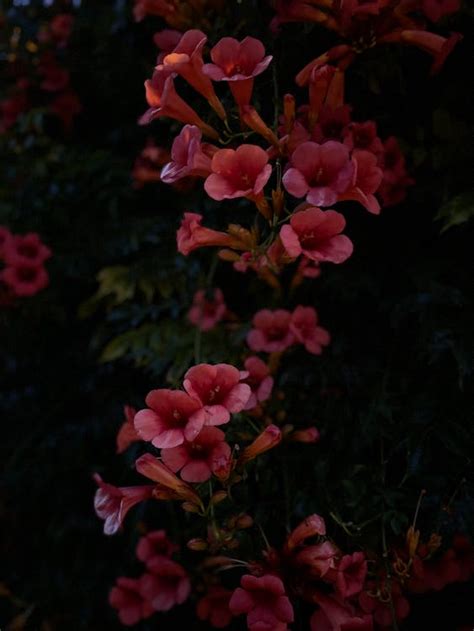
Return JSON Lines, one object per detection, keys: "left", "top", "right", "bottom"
{"left": 0, "top": 227, "right": 51, "bottom": 304}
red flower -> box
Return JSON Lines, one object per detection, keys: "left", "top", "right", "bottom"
{"left": 312, "top": 105, "right": 352, "bottom": 144}
{"left": 3, "top": 232, "right": 51, "bottom": 267}
{"left": 188, "top": 288, "right": 227, "bottom": 331}
{"left": 242, "top": 356, "right": 274, "bottom": 410}
{"left": 136, "top": 529, "right": 178, "bottom": 563}
{"left": 177, "top": 212, "right": 239, "bottom": 256}
{"left": 1, "top": 264, "right": 49, "bottom": 297}
{"left": 183, "top": 363, "right": 251, "bottom": 425}
{"left": 109, "top": 577, "right": 154, "bottom": 626}
{"left": 197, "top": 586, "right": 234, "bottom": 628}
{"left": 139, "top": 71, "right": 218, "bottom": 139}
{"left": 161, "top": 125, "right": 213, "bottom": 184}
{"left": 158, "top": 30, "right": 225, "bottom": 119}
{"left": 140, "top": 557, "right": 191, "bottom": 611}
{"left": 229, "top": 574, "right": 294, "bottom": 631}
{"left": 116, "top": 405, "right": 141, "bottom": 454}
{"left": 204, "top": 145, "right": 272, "bottom": 201}
{"left": 290, "top": 305, "right": 330, "bottom": 355}
{"left": 247, "top": 309, "right": 295, "bottom": 353}
{"left": 310, "top": 592, "right": 374, "bottom": 631}
{"left": 93, "top": 473, "right": 153, "bottom": 535}
{"left": 280, "top": 207, "right": 353, "bottom": 264}
{"left": 339, "top": 150, "right": 383, "bottom": 214}
{"left": 134, "top": 389, "right": 206, "bottom": 448}
{"left": 334, "top": 552, "right": 368, "bottom": 598}
{"left": 161, "top": 426, "right": 231, "bottom": 483}
{"left": 0, "top": 90, "right": 29, "bottom": 133}
{"left": 203, "top": 36, "right": 272, "bottom": 107}
{"left": 283, "top": 141, "right": 354, "bottom": 207}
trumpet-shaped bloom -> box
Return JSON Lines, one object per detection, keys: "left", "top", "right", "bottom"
{"left": 239, "top": 425, "right": 282, "bottom": 465}
{"left": 334, "top": 552, "right": 368, "bottom": 598}
{"left": 161, "top": 426, "right": 232, "bottom": 483}
{"left": 136, "top": 530, "right": 178, "bottom": 563}
{"left": 140, "top": 557, "right": 191, "bottom": 611}
{"left": 339, "top": 149, "right": 383, "bottom": 214}
{"left": 242, "top": 356, "right": 274, "bottom": 410}
{"left": 135, "top": 453, "right": 201, "bottom": 504}
{"left": 283, "top": 141, "right": 354, "bottom": 206}
{"left": 188, "top": 288, "right": 227, "bottom": 331}
{"left": 3, "top": 232, "right": 51, "bottom": 267}
{"left": 296, "top": 541, "right": 340, "bottom": 578}
{"left": 203, "top": 36, "right": 272, "bottom": 107}
{"left": 197, "top": 586, "right": 234, "bottom": 629}
{"left": 109, "top": 577, "right": 154, "bottom": 626}
{"left": 229, "top": 574, "right": 294, "bottom": 631}
{"left": 290, "top": 306, "right": 330, "bottom": 355}
{"left": 134, "top": 389, "right": 206, "bottom": 448}
{"left": 177, "top": 212, "right": 239, "bottom": 256}
{"left": 93, "top": 474, "right": 153, "bottom": 535}
{"left": 247, "top": 309, "right": 295, "bottom": 353}
{"left": 1, "top": 264, "right": 49, "bottom": 297}
{"left": 280, "top": 207, "right": 353, "bottom": 264}
{"left": 204, "top": 145, "right": 272, "bottom": 201}
{"left": 183, "top": 363, "right": 251, "bottom": 425}
{"left": 116, "top": 405, "right": 140, "bottom": 454}
{"left": 161, "top": 125, "right": 213, "bottom": 183}
{"left": 285, "top": 514, "right": 326, "bottom": 553}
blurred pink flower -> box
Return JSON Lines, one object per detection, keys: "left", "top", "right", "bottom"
{"left": 3, "top": 232, "right": 51, "bottom": 267}
{"left": 334, "top": 552, "right": 368, "bottom": 598}
{"left": 290, "top": 305, "right": 330, "bottom": 355}
{"left": 247, "top": 309, "right": 295, "bottom": 353}
{"left": 1, "top": 264, "right": 49, "bottom": 297}
{"left": 109, "top": 577, "right": 154, "bottom": 626}
{"left": 183, "top": 363, "right": 251, "bottom": 425}
{"left": 343, "top": 121, "right": 383, "bottom": 156}
{"left": 339, "top": 150, "right": 383, "bottom": 214}
{"left": 242, "top": 356, "right": 274, "bottom": 410}
{"left": 188, "top": 288, "right": 227, "bottom": 331}
{"left": 140, "top": 557, "right": 191, "bottom": 611}
{"left": 310, "top": 592, "right": 374, "bottom": 631}
{"left": 136, "top": 529, "right": 178, "bottom": 563}
{"left": 197, "top": 586, "right": 234, "bottom": 628}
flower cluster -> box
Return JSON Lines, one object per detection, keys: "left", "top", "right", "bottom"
{"left": 0, "top": 227, "right": 51, "bottom": 302}
{"left": 0, "top": 12, "right": 81, "bottom": 134}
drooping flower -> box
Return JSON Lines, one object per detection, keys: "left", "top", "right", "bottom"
{"left": 242, "top": 356, "right": 274, "bottom": 410}
{"left": 93, "top": 473, "right": 153, "bottom": 535}
{"left": 161, "top": 426, "right": 232, "bottom": 483}
{"left": 136, "top": 530, "right": 178, "bottom": 563}
{"left": 116, "top": 405, "right": 141, "bottom": 454}
{"left": 161, "top": 125, "right": 213, "bottom": 184}
{"left": 203, "top": 37, "right": 272, "bottom": 107}
{"left": 229, "top": 574, "right": 294, "bottom": 631}
{"left": 183, "top": 363, "right": 251, "bottom": 425}
{"left": 1, "top": 264, "right": 49, "bottom": 297}
{"left": 239, "top": 425, "right": 282, "bottom": 465}
{"left": 109, "top": 577, "right": 154, "bottom": 626}
{"left": 3, "top": 232, "right": 51, "bottom": 267}
{"left": 247, "top": 309, "right": 295, "bottom": 353}
{"left": 334, "top": 552, "right": 368, "bottom": 598}
{"left": 158, "top": 30, "right": 226, "bottom": 119}
{"left": 310, "top": 592, "right": 374, "bottom": 631}
{"left": 134, "top": 389, "right": 206, "bottom": 448}
{"left": 280, "top": 207, "right": 353, "bottom": 264}
{"left": 204, "top": 145, "right": 272, "bottom": 201}
{"left": 139, "top": 71, "right": 218, "bottom": 139}
{"left": 339, "top": 149, "right": 383, "bottom": 214}
{"left": 197, "top": 585, "right": 234, "bottom": 628}
{"left": 283, "top": 141, "right": 354, "bottom": 206}
{"left": 188, "top": 288, "right": 227, "bottom": 332}
{"left": 290, "top": 305, "right": 330, "bottom": 355}
{"left": 177, "top": 212, "right": 241, "bottom": 256}
{"left": 140, "top": 557, "right": 191, "bottom": 611}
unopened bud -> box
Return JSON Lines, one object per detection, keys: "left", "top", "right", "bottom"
{"left": 236, "top": 514, "right": 253, "bottom": 529}
{"left": 210, "top": 491, "right": 228, "bottom": 506}
{"left": 182, "top": 501, "right": 202, "bottom": 514}
{"left": 187, "top": 538, "right": 208, "bottom": 551}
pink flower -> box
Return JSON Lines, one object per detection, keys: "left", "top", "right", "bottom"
{"left": 339, "top": 150, "right": 383, "bottom": 214}
{"left": 0, "top": 226, "right": 13, "bottom": 258}
{"left": 229, "top": 574, "right": 294, "bottom": 631}
{"left": 283, "top": 141, "right": 354, "bottom": 206}
{"left": 3, "top": 232, "right": 51, "bottom": 267}
{"left": 116, "top": 405, "right": 141, "bottom": 454}
{"left": 422, "top": 0, "right": 460, "bottom": 22}
{"left": 177, "top": 212, "right": 240, "bottom": 256}
{"left": 310, "top": 592, "right": 374, "bottom": 631}
{"left": 334, "top": 552, "right": 368, "bottom": 598}
{"left": 242, "top": 357, "right": 274, "bottom": 410}
{"left": 136, "top": 530, "right": 178, "bottom": 563}
{"left": 280, "top": 207, "right": 353, "bottom": 264}
{"left": 93, "top": 473, "right": 153, "bottom": 535}
{"left": 161, "top": 125, "right": 213, "bottom": 183}
{"left": 239, "top": 425, "right": 282, "bottom": 465}
{"left": 396, "top": 31, "right": 462, "bottom": 74}
{"left": 290, "top": 306, "right": 330, "bottom": 355}
{"left": 247, "top": 309, "right": 294, "bottom": 353}
{"left": 188, "top": 288, "right": 227, "bottom": 331}
{"left": 139, "top": 71, "right": 218, "bottom": 139}
{"left": 343, "top": 121, "right": 383, "bottom": 156}
{"left": 140, "top": 557, "right": 191, "bottom": 611}
{"left": 134, "top": 389, "right": 206, "bottom": 448}
{"left": 311, "top": 105, "right": 352, "bottom": 144}
{"left": 204, "top": 145, "right": 272, "bottom": 201}
{"left": 109, "top": 577, "right": 154, "bottom": 626}
{"left": 183, "top": 363, "right": 251, "bottom": 425}
{"left": 295, "top": 541, "right": 340, "bottom": 578}
{"left": 161, "top": 426, "right": 231, "bottom": 483}
{"left": 1, "top": 264, "right": 49, "bottom": 297}
{"left": 135, "top": 453, "right": 202, "bottom": 505}
{"left": 203, "top": 37, "right": 272, "bottom": 107}
{"left": 197, "top": 586, "right": 234, "bottom": 628}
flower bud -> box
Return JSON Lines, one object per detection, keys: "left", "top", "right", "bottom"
{"left": 239, "top": 425, "right": 282, "bottom": 465}
{"left": 187, "top": 538, "right": 208, "bottom": 551}
{"left": 290, "top": 427, "right": 320, "bottom": 443}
